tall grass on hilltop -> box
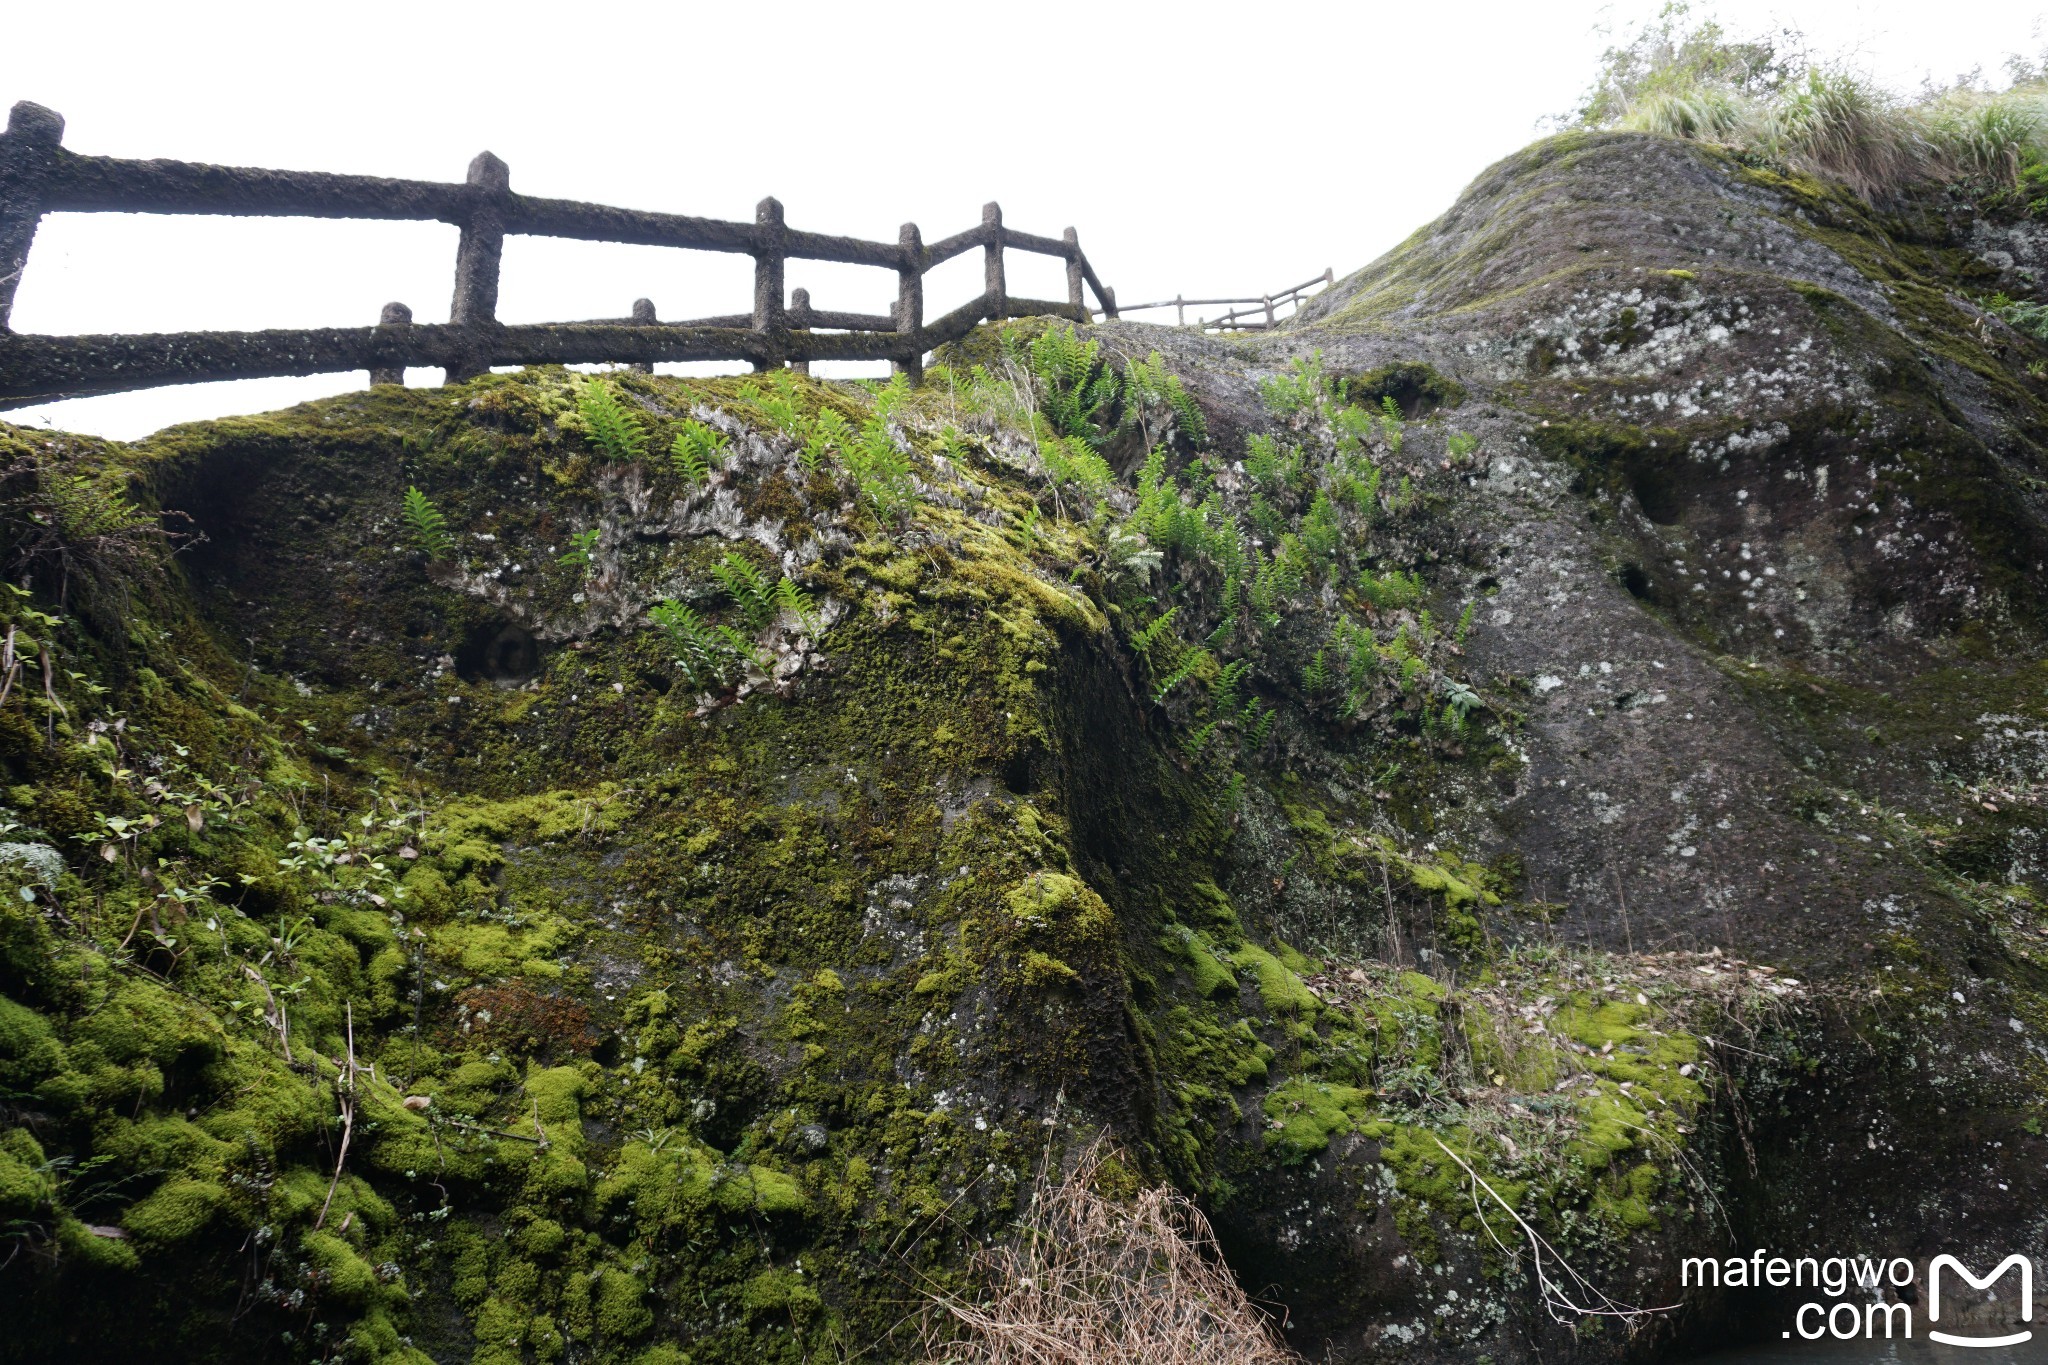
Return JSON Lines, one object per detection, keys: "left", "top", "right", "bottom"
{"left": 1572, "top": 4, "right": 2048, "bottom": 201}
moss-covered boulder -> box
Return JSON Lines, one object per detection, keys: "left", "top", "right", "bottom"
{"left": 1, "top": 128, "right": 2047, "bottom": 1363}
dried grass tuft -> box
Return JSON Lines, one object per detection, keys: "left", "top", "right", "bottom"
{"left": 918, "top": 1142, "right": 1299, "bottom": 1365}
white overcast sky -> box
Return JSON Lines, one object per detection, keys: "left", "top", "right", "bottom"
{"left": 5, "top": 0, "right": 2041, "bottom": 439}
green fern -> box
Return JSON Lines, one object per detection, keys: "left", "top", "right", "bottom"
{"left": 711, "top": 552, "right": 777, "bottom": 631}
{"left": 1038, "top": 428, "right": 1115, "bottom": 501}
{"left": 843, "top": 416, "right": 918, "bottom": 522}
{"left": 1257, "top": 352, "right": 1334, "bottom": 419}
{"left": 1131, "top": 607, "right": 1178, "bottom": 655}
{"left": 774, "top": 576, "right": 820, "bottom": 634}
{"left": 1378, "top": 397, "right": 1405, "bottom": 456}
{"left": 577, "top": 377, "right": 648, "bottom": 462}
{"left": 1212, "top": 658, "right": 1251, "bottom": 715}
{"left": 402, "top": 486, "right": 453, "bottom": 562}
{"left": 714, "top": 624, "right": 771, "bottom": 673}
{"left": 649, "top": 600, "right": 731, "bottom": 689}
{"left": 1153, "top": 648, "right": 1208, "bottom": 704}
{"left": 741, "top": 369, "right": 806, "bottom": 436}
{"left": 870, "top": 373, "right": 913, "bottom": 423}
{"left": 1122, "top": 352, "right": 1209, "bottom": 448}
{"left": 1243, "top": 699, "right": 1276, "bottom": 749}
{"left": 801, "top": 409, "right": 854, "bottom": 474}
{"left": 1304, "top": 648, "right": 1331, "bottom": 694}
{"left": 557, "top": 527, "right": 601, "bottom": 574}
{"left": 1018, "top": 324, "right": 1119, "bottom": 451}
{"left": 1301, "top": 491, "right": 1342, "bottom": 560}
{"left": 671, "top": 419, "right": 728, "bottom": 482}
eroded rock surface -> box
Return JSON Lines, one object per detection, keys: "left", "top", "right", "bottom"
{"left": 1, "top": 130, "right": 2046, "bottom": 1363}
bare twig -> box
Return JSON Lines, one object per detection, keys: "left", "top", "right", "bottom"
{"left": 315, "top": 1001, "right": 358, "bottom": 1230}
{"left": 1432, "top": 1135, "right": 1679, "bottom": 1328}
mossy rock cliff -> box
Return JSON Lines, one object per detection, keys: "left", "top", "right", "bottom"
{"left": 2, "top": 129, "right": 2047, "bottom": 1362}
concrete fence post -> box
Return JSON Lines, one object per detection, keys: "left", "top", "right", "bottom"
{"left": 981, "top": 202, "right": 1004, "bottom": 316}
{"left": 369, "top": 301, "right": 412, "bottom": 386}
{"left": 894, "top": 222, "right": 924, "bottom": 385}
{"left": 630, "top": 297, "right": 656, "bottom": 373}
{"left": 1263, "top": 294, "right": 1275, "bottom": 329}
{"left": 788, "top": 287, "right": 811, "bottom": 376}
{"left": 1062, "top": 227, "right": 1084, "bottom": 317}
{"left": 0, "top": 102, "right": 66, "bottom": 333}
{"left": 445, "top": 151, "right": 509, "bottom": 384}
{"left": 1102, "top": 285, "right": 1117, "bottom": 321}
{"left": 751, "top": 196, "right": 786, "bottom": 372}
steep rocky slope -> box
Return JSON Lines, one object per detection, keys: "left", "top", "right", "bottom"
{"left": 2, "top": 129, "right": 2046, "bottom": 1364}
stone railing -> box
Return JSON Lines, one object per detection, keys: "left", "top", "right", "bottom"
{"left": 0, "top": 101, "right": 1121, "bottom": 410}
{"left": 1118, "top": 269, "right": 1333, "bottom": 331}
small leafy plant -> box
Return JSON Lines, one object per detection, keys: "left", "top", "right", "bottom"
{"left": 576, "top": 376, "right": 648, "bottom": 462}
{"left": 649, "top": 600, "right": 731, "bottom": 690}
{"left": 558, "top": 528, "right": 601, "bottom": 575}
{"left": 671, "top": 419, "right": 729, "bottom": 483}
{"left": 710, "top": 552, "right": 776, "bottom": 631}
{"left": 402, "top": 486, "right": 453, "bottom": 562}
{"left": 844, "top": 417, "right": 918, "bottom": 522}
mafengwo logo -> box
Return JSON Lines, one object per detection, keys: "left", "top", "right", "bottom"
{"left": 1929, "top": 1255, "right": 2033, "bottom": 1349}
{"left": 1681, "top": 1251, "right": 2033, "bottom": 1344}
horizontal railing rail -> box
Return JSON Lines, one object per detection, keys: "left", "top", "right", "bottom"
{"left": 1118, "top": 269, "right": 1333, "bottom": 331}
{"left": 0, "top": 101, "right": 1121, "bottom": 411}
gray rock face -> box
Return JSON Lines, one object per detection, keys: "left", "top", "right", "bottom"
{"left": 1085, "top": 130, "right": 2048, "bottom": 1355}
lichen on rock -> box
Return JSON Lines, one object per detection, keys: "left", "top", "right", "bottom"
{"left": 2, "top": 124, "right": 2048, "bottom": 1364}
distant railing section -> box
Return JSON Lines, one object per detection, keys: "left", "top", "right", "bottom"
{"left": 1119, "top": 269, "right": 1334, "bottom": 332}
{"left": 0, "top": 101, "right": 1121, "bottom": 411}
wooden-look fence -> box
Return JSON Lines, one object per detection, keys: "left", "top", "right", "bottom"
{"left": 1119, "top": 269, "right": 1333, "bottom": 332}
{"left": 0, "top": 101, "right": 1121, "bottom": 411}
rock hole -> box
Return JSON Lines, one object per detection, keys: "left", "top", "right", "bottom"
{"left": 1626, "top": 463, "right": 1684, "bottom": 524}
{"left": 1001, "top": 751, "right": 1036, "bottom": 796}
{"left": 1620, "top": 564, "right": 1654, "bottom": 600}
{"left": 457, "top": 620, "right": 542, "bottom": 686}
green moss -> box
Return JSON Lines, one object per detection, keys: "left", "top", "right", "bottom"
{"left": 301, "top": 1228, "right": 381, "bottom": 1306}
{"left": 56, "top": 1214, "right": 141, "bottom": 1271}
{"left": 1343, "top": 361, "right": 1468, "bottom": 415}
{"left": 120, "top": 1177, "right": 227, "bottom": 1248}
{"left": 1262, "top": 1078, "right": 1374, "bottom": 1161}
{"left": 1161, "top": 925, "right": 1237, "bottom": 998}
{"left": 594, "top": 1267, "right": 653, "bottom": 1340}
{"left": 0, "top": 1129, "right": 53, "bottom": 1219}
{"left": 1229, "top": 943, "right": 1320, "bottom": 1018}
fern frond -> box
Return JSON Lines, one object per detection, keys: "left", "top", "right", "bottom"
{"left": 577, "top": 377, "right": 648, "bottom": 462}
{"left": 671, "top": 419, "right": 728, "bottom": 482}
{"left": 649, "top": 600, "right": 730, "bottom": 689}
{"left": 1213, "top": 658, "right": 1251, "bottom": 715}
{"left": 1152, "top": 648, "right": 1209, "bottom": 704}
{"left": 402, "top": 486, "right": 453, "bottom": 562}
{"left": 711, "top": 552, "right": 777, "bottom": 631}
{"left": 1131, "top": 606, "right": 1178, "bottom": 655}
{"left": 714, "top": 624, "right": 771, "bottom": 672}
{"left": 774, "top": 575, "right": 819, "bottom": 634}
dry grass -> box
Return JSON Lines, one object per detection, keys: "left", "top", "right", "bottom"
{"left": 918, "top": 1142, "right": 1299, "bottom": 1365}
{"left": 1586, "top": 10, "right": 2048, "bottom": 200}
